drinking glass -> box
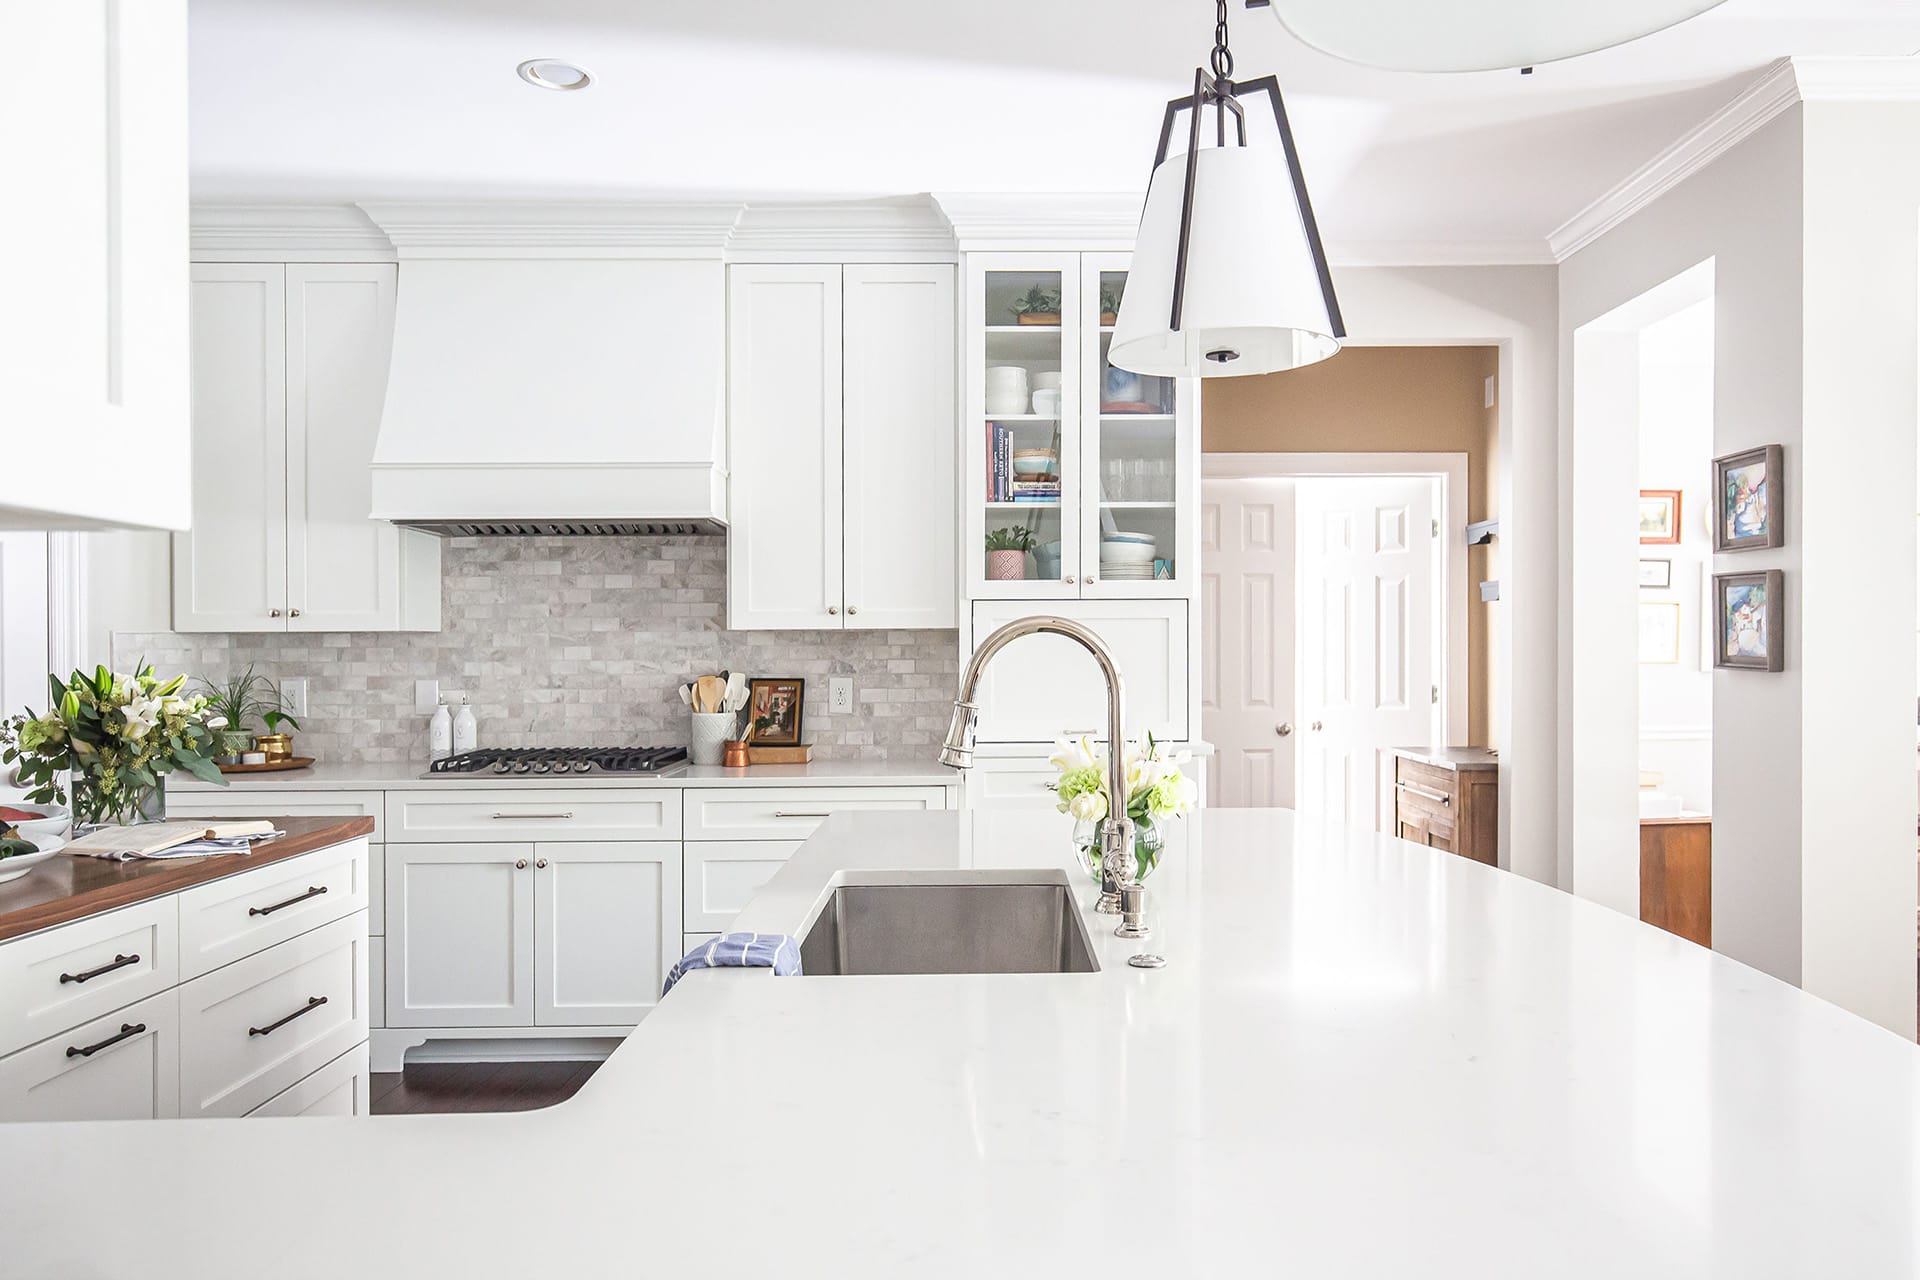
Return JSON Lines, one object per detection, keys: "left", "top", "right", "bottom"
{"left": 1127, "top": 459, "right": 1150, "bottom": 502}
{"left": 1105, "top": 459, "right": 1127, "bottom": 502}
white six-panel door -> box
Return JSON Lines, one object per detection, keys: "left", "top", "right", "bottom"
{"left": 173, "top": 265, "right": 289, "bottom": 631}
{"left": 1296, "top": 477, "right": 1438, "bottom": 831}
{"left": 1200, "top": 479, "right": 1296, "bottom": 808}
{"left": 727, "top": 265, "right": 844, "bottom": 629}
{"left": 842, "top": 265, "right": 957, "bottom": 629}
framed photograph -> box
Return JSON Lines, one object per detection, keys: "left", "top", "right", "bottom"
{"left": 1713, "top": 444, "right": 1783, "bottom": 551}
{"left": 1637, "top": 600, "right": 1681, "bottom": 664}
{"left": 745, "top": 677, "right": 806, "bottom": 745}
{"left": 1638, "top": 490, "right": 1682, "bottom": 545}
{"left": 1713, "top": 570, "right": 1784, "bottom": 671}
{"left": 1637, "top": 558, "right": 1672, "bottom": 589}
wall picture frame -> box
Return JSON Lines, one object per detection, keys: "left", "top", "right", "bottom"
{"left": 746, "top": 677, "right": 807, "bottom": 745}
{"left": 1713, "top": 570, "right": 1784, "bottom": 671}
{"left": 1713, "top": 444, "right": 1783, "bottom": 551}
{"left": 1638, "top": 489, "right": 1682, "bottom": 545}
{"left": 1637, "top": 600, "right": 1681, "bottom": 664}
{"left": 1637, "top": 558, "right": 1672, "bottom": 589}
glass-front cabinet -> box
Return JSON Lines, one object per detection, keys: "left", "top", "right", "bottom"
{"left": 964, "top": 251, "right": 1196, "bottom": 600}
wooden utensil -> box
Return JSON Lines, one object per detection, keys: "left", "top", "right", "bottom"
{"left": 695, "top": 675, "right": 725, "bottom": 714}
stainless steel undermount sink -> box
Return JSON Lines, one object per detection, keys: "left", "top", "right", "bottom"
{"left": 797, "top": 876, "right": 1099, "bottom": 976}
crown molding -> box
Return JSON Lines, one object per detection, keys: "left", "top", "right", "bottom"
{"left": 1548, "top": 59, "right": 1800, "bottom": 261}
{"left": 726, "top": 197, "right": 956, "bottom": 261}
{"left": 358, "top": 202, "right": 744, "bottom": 258}
{"left": 933, "top": 192, "right": 1144, "bottom": 250}
{"left": 1790, "top": 54, "right": 1920, "bottom": 101}
{"left": 1325, "top": 239, "right": 1556, "bottom": 267}
{"left": 190, "top": 204, "right": 395, "bottom": 261}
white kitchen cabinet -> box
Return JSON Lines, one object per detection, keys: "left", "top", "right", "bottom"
{"left": 387, "top": 840, "right": 680, "bottom": 1030}
{"left": 682, "top": 840, "right": 803, "bottom": 933}
{"left": 0, "top": 1, "right": 190, "bottom": 532}
{"left": 173, "top": 263, "right": 439, "bottom": 632}
{"left": 249, "top": 1043, "right": 370, "bottom": 1118}
{"left": 532, "top": 842, "right": 680, "bottom": 1026}
{"left": 0, "top": 991, "right": 181, "bottom": 1123}
{"left": 968, "top": 600, "right": 1189, "bottom": 744}
{"left": 727, "top": 263, "right": 956, "bottom": 630}
{"left": 386, "top": 843, "right": 533, "bottom": 1029}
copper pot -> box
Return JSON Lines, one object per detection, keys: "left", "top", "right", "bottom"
{"left": 254, "top": 733, "right": 293, "bottom": 763}
{"left": 722, "top": 740, "right": 750, "bottom": 768}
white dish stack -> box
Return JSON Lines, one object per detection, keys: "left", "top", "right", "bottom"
{"left": 1099, "top": 530, "right": 1158, "bottom": 581}
{"left": 986, "top": 365, "right": 1031, "bottom": 417}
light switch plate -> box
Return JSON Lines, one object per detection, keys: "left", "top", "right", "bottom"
{"left": 829, "top": 677, "right": 854, "bottom": 714}
{"left": 413, "top": 679, "right": 439, "bottom": 714}
{"left": 279, "top": 678, "right": 308, "bottom": 719}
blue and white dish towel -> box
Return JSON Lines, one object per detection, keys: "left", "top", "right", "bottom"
{"left": 662, "top": 932, "right": 803, "bottom": 996}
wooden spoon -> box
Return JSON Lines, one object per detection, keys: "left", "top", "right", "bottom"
{"left": 695, "top": 675, "right": 725, "bottom": 714}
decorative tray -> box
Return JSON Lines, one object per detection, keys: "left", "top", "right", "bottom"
{"left": 217, "top": 756, "right": 316, "bottom": 775}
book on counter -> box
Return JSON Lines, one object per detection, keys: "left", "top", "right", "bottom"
{"left": 64, "top": 819, "right": 280, "bottom": 861}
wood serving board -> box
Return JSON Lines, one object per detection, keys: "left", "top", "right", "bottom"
{"left": 746, "top": 744, "right": 812, "bottom": 765}
{"left": 217, "top": 756, "right": 316, "bottom": 774}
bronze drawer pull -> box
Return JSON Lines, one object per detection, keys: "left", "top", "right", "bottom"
{"left": 59, "top": 953, "right": 140, "bottom": 984}
{"left": 1395, "top": 781, "right": 1451, "bottom": 806}
{"left": 249, "top": 885, "right": 327, "bottom": 917}
{"left": 249, "top": 995, "right": 328, "bottom": 1038}
{"left": 66, "top": 1022, "right": 148, "bottom": 1059}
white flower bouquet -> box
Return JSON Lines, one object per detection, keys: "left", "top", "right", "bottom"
{"left": 1050, "top": 733, "right": 1196, "bottom": 883}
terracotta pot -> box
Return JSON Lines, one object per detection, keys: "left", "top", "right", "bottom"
{"left": 987, "top": 549, "right": 1028, "bottom": 581}
{"left": 1100, "top": 311, "right": 1117, "bottom": 326}
{"left": 1015, "top": 313, "right": 1062, "bottom": 326}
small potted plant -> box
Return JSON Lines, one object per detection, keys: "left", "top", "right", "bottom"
{"left": 198, "top": 666, "right": 279, "bottom": 764}
{"left": 985, "top": 526, "right": 1033, "bottom": 580}
{"left": 1010, "top": 284, "right": 1062, "bottom": 326}
{"left": 1052, "top": 733, "right": 1196, "bottom": 885}
{"left": 1099, "top": 281, "right": 1123, "bottom": 327}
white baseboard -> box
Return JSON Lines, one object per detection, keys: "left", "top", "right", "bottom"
{"left": 371, "top": 1026, "right": 629, "bottom": 1072}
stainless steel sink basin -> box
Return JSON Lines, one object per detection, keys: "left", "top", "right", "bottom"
{"left": 798, "top": 879, "right": 1098, "bottom": 975}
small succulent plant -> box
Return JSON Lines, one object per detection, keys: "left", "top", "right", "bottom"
{"left": 985, "top": 526, "right": 1035, "bottom": 552}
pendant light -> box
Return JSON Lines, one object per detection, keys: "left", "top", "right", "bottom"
{"left": 1109, "top": 0, "right": 1343, "bottom": 379}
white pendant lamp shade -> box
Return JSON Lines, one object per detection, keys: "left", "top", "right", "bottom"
{"left": 1109, "top": 144, "right": 1341, "bottom": 379}
{"left": 1262, "top": 0, "right": 1730, "bottom": 72}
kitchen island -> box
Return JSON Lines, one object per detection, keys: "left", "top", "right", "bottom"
{"left": 6, "top": 807, "right": 1917, "bottom": 1276}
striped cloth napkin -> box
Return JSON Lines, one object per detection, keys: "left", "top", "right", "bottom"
{"left": 663, "top": 932, "right": 802, "bottom": 996}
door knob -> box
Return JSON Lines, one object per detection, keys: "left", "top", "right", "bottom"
{"left": 1276, "top": 722, "right": 1293, "bottom": 737}
{"left": 1310, "top": 720, "right": 1324, "bottom": 732}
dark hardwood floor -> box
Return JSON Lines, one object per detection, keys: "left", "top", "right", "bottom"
{"left": 371, "top": 1060, "right": 602, "bottom": 1115}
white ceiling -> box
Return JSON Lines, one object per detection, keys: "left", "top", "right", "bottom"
{"left": 189, "top": 0, "right": 1920, "bottom": 252}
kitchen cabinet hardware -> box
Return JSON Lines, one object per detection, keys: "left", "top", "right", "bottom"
{"left": 827, "top": 605, "right": 839, "bottom": 615}
{"left": 847, "top": 605, "right": 858, "bottom": 615}
{"left": 772, "top": 811, "right": 833, "bottom": 819}
{"left": 1065, "top": 575, "right": 1076, "bottom": 584}
{"left": 535, "top": 858, "right": 548, "bottom": 869}
{"left": 270, "top": 608, "right": 283, "bottom": 618}
{"left": 249, "top": 995, "right": 327, "bottom": 1038}
{"left": 289, "top": 608, "right": 302, "bottom": 617}
{"left": 1395, "top": 781, "right": 1451, "bottom": 806}
{"left": 60, "top": 953, "right": 140, "bottom": 985}
{"left": 248, "top": 885, "right": 327, "bottom": 917}
{"left": 490, "top": 812, "right": 574, "bottom": 820}
{"left": 66, "top": 1022, "right": 148, "bottom": 1059}
{"left": 514, "top": 859, "right": 529, "bottom": 870}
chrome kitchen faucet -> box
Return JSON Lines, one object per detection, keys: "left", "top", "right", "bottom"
{"left": 939, "top": 615, "right": 1135, "bottom": 914}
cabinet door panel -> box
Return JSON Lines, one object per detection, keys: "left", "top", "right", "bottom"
{"left": 842, "top": 265, "right": 956, "bottom": 629}
{"left": 386, "top": 844, "right": 533, "bottom": 1028}
{"left": 968, "top": 600, "right": 1188, "bottom": 743}
{"left": 286, "top": 264, "right": 429, "bottom": 631}
{"left": 533, "top": 842, "right": 680, "bottom": 1027}
{"left": 173, "top": 265, "right": 288, "bottom": 631}
{"left": 727, "top": 265, "right": 843, "bottom": 629}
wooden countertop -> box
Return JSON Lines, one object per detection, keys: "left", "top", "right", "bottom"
{"left": 0, "top": 815, "right": 374, "bottom": 943}
{"left": 1388, "top": 746, "right": 1499, "bottom": 772}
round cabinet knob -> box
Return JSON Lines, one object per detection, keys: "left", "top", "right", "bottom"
{"left": 827, "top": 605, "right": 839, "bottom": 615}
{"left": 535, "top": 858, "right": 548, "bottom": 869}
{"left": 514, "top": 859, "right": 529, "bottom": 870}
{"left": 269, "top": 608, "right": 283, "bottom": 618}
{"left": 1086, "top": 575, "right": 1097, "bottom": 584}
{"left": 1276, "top": 722, "right": 1293, "bottom": 737}
{"left": 289, "top": 608, "right": 302, "bottom": 618}
{"left": 847, "top": 605, "right": 858, "bottom": 616}
{"left": 1064, "top": 575, "right": 1076, "bottom": 584}
{"left": 1310, "top": 720, "right": 1324, "bottom": 732}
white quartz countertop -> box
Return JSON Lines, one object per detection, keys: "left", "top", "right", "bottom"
{"left": 169, "top": 758, "right": 959, "bottom": 791}
{"left": 8, "top": 809, "right": 1918, "bottom": 1278}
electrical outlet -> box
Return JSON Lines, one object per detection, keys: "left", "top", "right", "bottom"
{"left": 280, "top": 678, "right": 309, "bottom": 719}
{"left": 830, "top": 677, "right": 854, "bottom": 714}
{"left": 414, "top": 679, "right": 440, "bottom": 713}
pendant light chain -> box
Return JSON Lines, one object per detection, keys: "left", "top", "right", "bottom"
{"left": 1211, "top": 0, "right": 1234, "bottom": 87}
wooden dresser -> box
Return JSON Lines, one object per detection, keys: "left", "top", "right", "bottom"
{"left": 1388, "top": 748, "right": 1498, "bottom": 866}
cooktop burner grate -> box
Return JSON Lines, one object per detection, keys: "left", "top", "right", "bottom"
{"left": 426, "top": 746, "right": 689, "bottom": 777}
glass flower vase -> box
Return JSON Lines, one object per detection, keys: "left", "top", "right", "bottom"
{"left": 1071, "top": 815, "right": 1163, "bottom": 887}
{"left": 69, "top": 771, "right": 166, "bottom": 832}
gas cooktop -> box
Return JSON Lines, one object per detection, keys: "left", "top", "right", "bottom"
{"left": 424, "top": 747, "right": 689, "bottom": 778}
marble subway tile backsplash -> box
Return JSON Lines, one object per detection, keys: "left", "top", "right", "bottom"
{"left": 115, "top": 536, "right": 958, "bottom": 765}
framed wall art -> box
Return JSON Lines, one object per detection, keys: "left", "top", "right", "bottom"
{"left": 1713, "top": 570, "right": 1783, "bottom": 671}
{"left": 1637, "top": 600, "right": 1681, "bottom": 664}
{"left": 1713, "top": 444, "right": 1783, "bottom": 551}
{"left": 1637, "top": 558, "right": 1672, "bottom": 589}
{"left": 1638, "top": 490, "right": 1682, "bottom": 545}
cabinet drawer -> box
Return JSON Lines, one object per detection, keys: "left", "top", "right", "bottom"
{"left": 1395, "top": 758, "right": 1459, "bottom": 801}
{"left": 684, "top": 841, "right": 803, "bottom": 931}
{"left": 386, "top": 790, "right": 680, "bottom": 843}
{"left": 248, "top": 1042, "right": 370, "bottom": 1118}
{"left": 0, "top": 899, "right": 178, "bottom": 1058}
{"left": 178, "top": 838, "right": 370, "bottom": 981}
{"left": 683, "top": 787, "right": 947, "bottom": 840}
{"left": 962, "top": 759, "right": 1060, "bottom": 811}
{"left": 166, "top": 789, "right": 385, "bottom": 842}
{"left": 0, "top": 989, "right": 180, "bottom": 1122}
{"left": 179, "top": 911, "right": 369, "bottom": 1118}
{"left": 1394, "top": 786, "right": 1454, "bottom": 840}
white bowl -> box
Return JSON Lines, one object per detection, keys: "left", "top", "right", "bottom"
{"left": 1100, "top": 542, "right": 1157, "bottom": 566}
{"left": 0, "top": 833, "right": 67, "bottom": 885}
{"left": 1, "top": 802, "right": 70, "bottom": 844}
{"left": 1102, "top": 530, "right": 1156, "bottom": 545}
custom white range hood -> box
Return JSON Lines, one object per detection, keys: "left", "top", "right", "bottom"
{"left": 361, "top": 203, "right": 739, "bottom": 536}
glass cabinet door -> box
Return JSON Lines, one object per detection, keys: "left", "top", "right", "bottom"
{"left": 1081, "top": 259, "right": 1185, "bottom": 595}
{"left": 971, "top": 256, "right": 1081, "bottom": 595}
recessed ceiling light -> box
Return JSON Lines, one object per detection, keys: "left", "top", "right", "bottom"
{"left": 516, "top": 58, "right": 593, "bottom": 92}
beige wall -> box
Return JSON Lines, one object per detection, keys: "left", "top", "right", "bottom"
{"left": 1201, "top": 345, "right": 1501, "bottom": 746}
